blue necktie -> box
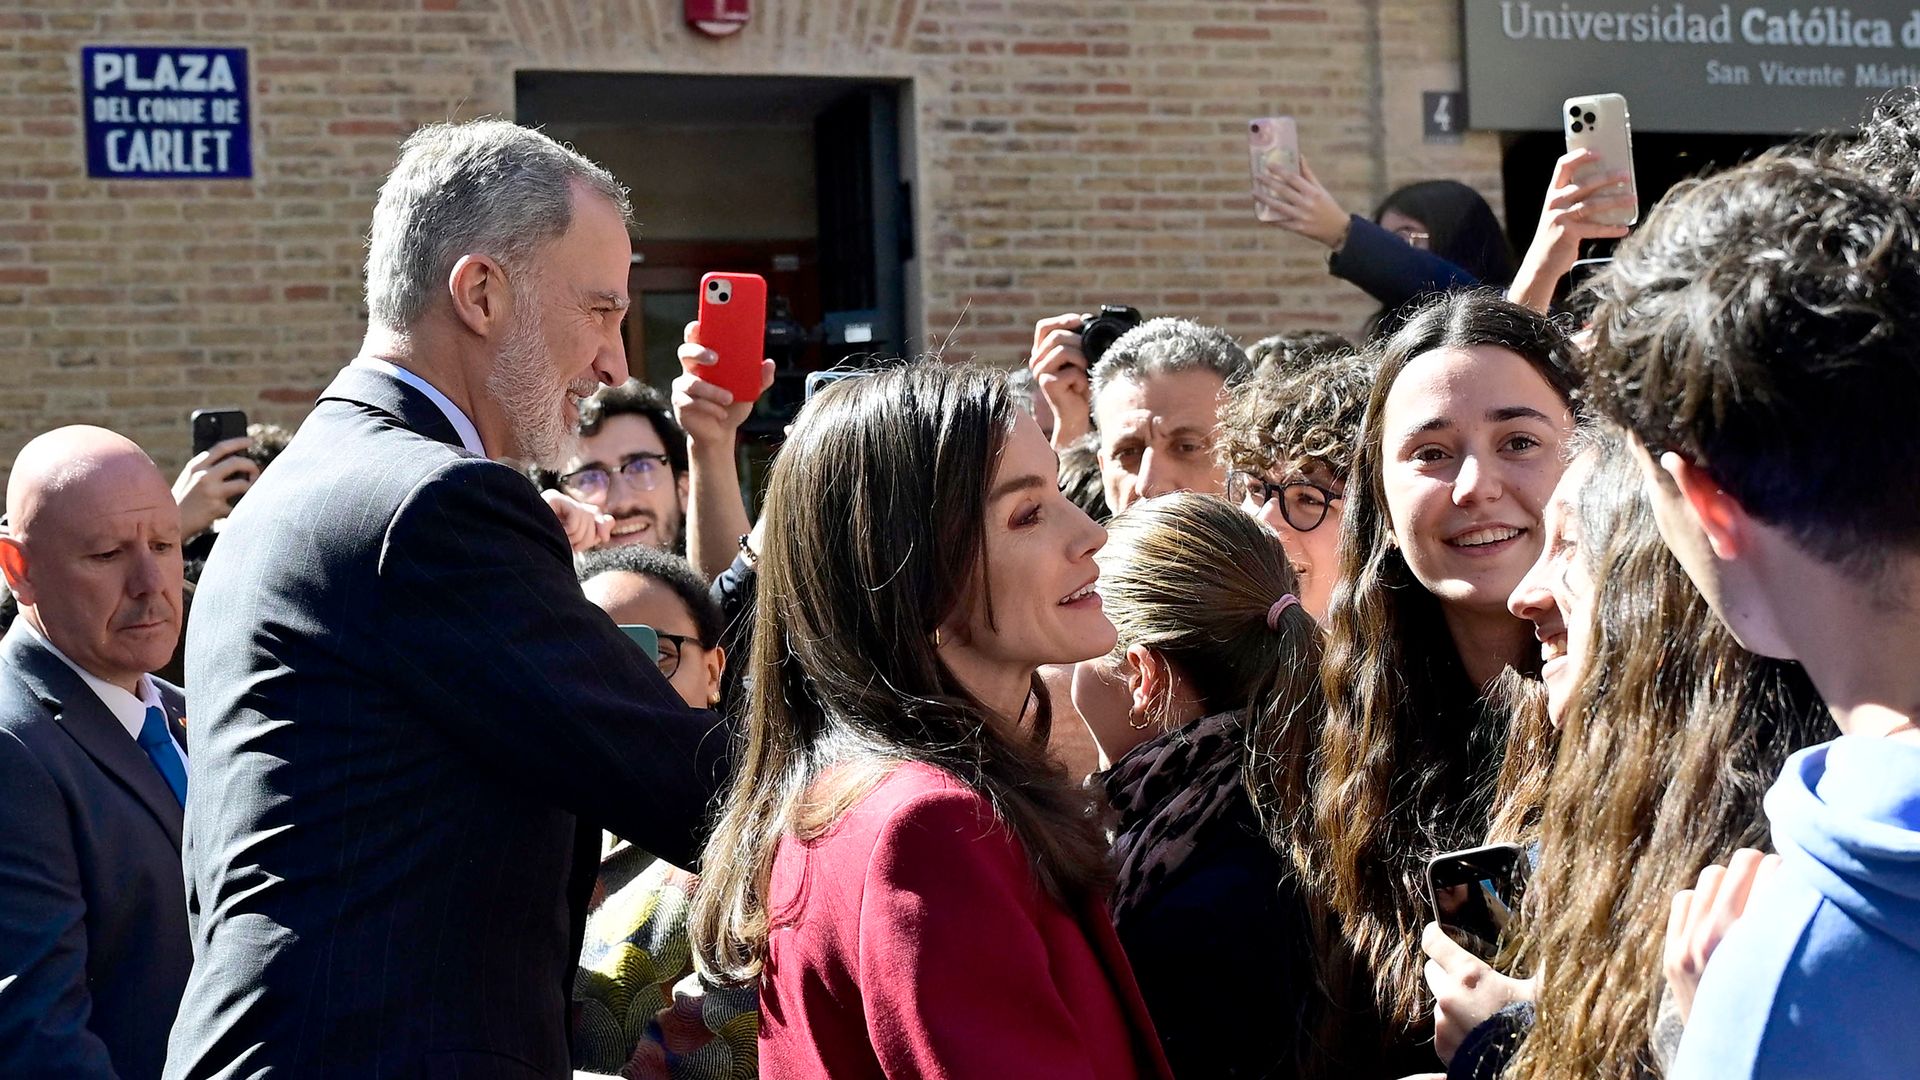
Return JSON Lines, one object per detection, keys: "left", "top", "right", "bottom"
{"left": 136, "top": 705, "right": 187, "bottom": 807}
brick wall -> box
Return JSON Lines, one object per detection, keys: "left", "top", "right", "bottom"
{"left": 0, "top": 0, "right": 1501, "bottom": 475}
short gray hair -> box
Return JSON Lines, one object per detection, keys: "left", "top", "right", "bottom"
{"left": 365, "top": 120, "right": 631, "bottom": 332}
{"left": 1090, "top": 317, "right": 1250, "bottom": 399}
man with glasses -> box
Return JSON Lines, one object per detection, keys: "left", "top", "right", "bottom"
{"left": 1219, "top": 351, "right": 1373, "bottom": 622}
{"left": 537, "top": 380, "right": 689, "bottom": 552}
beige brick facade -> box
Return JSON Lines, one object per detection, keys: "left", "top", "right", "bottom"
{"left": 0, "top": 0, "right": 1501, "bottom": 474}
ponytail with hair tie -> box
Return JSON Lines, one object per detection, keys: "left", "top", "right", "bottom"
{"left": 1266, "top": 594, "right": 1300, "bottom": 631}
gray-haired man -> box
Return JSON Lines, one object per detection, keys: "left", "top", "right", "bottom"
{"left": 163, "top": 120, "right": 726, "bottom": 1079}
{"left": 1089, "top": 317, "right": 1249, "bottom": 513}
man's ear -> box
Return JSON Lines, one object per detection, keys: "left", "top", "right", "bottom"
{"left": 1662, "top": 452, "right": 1748, "bottom": 560}
{"left": 447, "top": 254, "right": 510, "bottom": 339}
{"left": 676, "top": 471, "right": 690, "bottom": 514}
{"left": 1124, "top": 643, "right": 1162, "bottom": 719}
{"left": 0, "top": 535, "right": 32, "bottom": 606}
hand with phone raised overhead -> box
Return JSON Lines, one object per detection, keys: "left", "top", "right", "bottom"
{"left": 674, "top": 319, "right": 775, "bottom": 581}
{"left": 1507, "top": 147, "right": 1634, "bottom": 314}
{"left": 1252, "top": 156, "right": 1352, "bottom": 250}
{"left": 1421, "top": 922, "right": 1537, "bottom": 1065}
{"left": 173, "top": 435, "right": 259, "bottom": 537}
{"left": 1027, "top": 313, "right": 1095, "bottom": 450}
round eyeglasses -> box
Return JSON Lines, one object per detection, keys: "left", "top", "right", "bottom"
{"left": 1229, "top": 472, "right": 1342, "bottom": 533}
{"left": 559, "top": 452, "right": 671, "bottom": 501}
{"left": 652, "top": 631, "right": 703, "bottom": 679}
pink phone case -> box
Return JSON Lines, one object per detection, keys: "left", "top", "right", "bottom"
{"left": 1248, "top": 116, "right": 1300, "bottom": 222}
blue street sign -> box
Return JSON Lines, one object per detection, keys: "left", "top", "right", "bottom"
{"left": 81, "top": 46, "right": 251, "bottom": 180}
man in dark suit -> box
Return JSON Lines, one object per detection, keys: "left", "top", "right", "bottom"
{"left": 0, "top": 426, "right": 193, "bottom": 1078}
{"left": 163, "top": 121, "right": 730, "bottom": 1079}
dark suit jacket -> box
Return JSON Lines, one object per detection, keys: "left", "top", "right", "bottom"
{"left": 0, "top": 621, "right": 192, "bottom": 1079}
{"left": 163, "top": 366, "right": 729, "bottom": 1079}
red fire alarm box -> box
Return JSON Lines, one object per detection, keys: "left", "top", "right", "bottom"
{"left": 686, "top": 0, "right": 750, "bottom": 36}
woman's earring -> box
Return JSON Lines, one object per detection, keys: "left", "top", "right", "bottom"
{"left": 932, "top": 627, "right": 943, "bottom": 648}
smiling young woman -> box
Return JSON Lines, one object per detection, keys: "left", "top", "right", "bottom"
{"left": 1299, "top": 290, "right": 1579, "bottom": 1070}
{"left": 688, "top": 361, "right": 1172, "bottom": 1080}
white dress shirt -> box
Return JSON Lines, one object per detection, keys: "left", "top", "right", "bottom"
{"left": 350, "top": 356, "right": 486, "bottom": 457}
{"left": 21, "top": 617, "right": 186, "bottom": 767}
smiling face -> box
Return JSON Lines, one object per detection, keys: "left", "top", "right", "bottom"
{"left": 1508, "top": 450, "right": 1599, "bottom": 726}
{"left": 1379, "top": 344, "right": 1573, "bottom": 617}
{"left": 1094, "top": 368, "right": 1230, "bottom": 513}
{"left": 939, "top": 410, "right": 1117, "bottom": 705}
{"left": 561, "top": 413, "right": 687, "bottom": 550}
{"left": 488, "top": 182, "right": 634, "bottom": 470}
{"left": 1241, "top": 462, "right": 1345, "bottom": 621}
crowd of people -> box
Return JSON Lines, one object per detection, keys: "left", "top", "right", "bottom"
{"left": 1, "top": 90, "right": 1917, "bottom": 1080}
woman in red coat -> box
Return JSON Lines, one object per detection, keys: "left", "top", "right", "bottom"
{"left": 689, "top": 362, "right": 1172, "bottom": 1080}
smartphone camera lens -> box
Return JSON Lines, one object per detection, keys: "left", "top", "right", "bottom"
{"left": 1584, "top": 111, "right": 1597, "bottom": 125}
{"left": 706, "top": 280, "right": 720, "bottom": 292}
{"left": 1569, "top": 106, "right": 1581, "bottom": 117}
{"left": 1571, "top": 121, "right": 1584, "bottom": 133}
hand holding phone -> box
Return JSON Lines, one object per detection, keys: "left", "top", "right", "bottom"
{"left": 1563, "top": 94, "right": 1638, "bottom": 227}
{"left": 692, "top": 272, "right": 769, "bottom": 403}
{"left": 174, "top": 424, "right": 259, "bottom": 537}
{"left": 1425, "top": 842, "right": 1528, "bottom": 960}
{"left": 191, "top": 408, "right": 248, "bottom": 456}
{"left": 1422, "top": 921, "right": 1537, "bottom": 1064}
{"left": 1247, "top": 116, "right": 1300, "bottom": 223}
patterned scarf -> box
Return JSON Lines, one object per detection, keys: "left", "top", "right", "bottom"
{"left": 1100, "top": 709, "right": 1249, "bottom": 928}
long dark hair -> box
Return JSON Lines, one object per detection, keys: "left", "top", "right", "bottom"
{"left": 1507, "top": 427, "right": 1828, "bottom": 1079}
{"left": 1307, "top": 290, "right": 1580, "bottom": 1030}
{"left": 1376, "top": 180, "right": 1518, "bottom": 287}
{"left": 688, "top": 362, "right": 1112, "bottom": 983}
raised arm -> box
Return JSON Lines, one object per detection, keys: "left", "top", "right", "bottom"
{"left": 673, "top": 320, "right": 774, "bottom": 582}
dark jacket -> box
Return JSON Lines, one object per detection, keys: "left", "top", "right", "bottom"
{"left": 0, "top": 622, "right": 192, "bottom": 1079}
{"left": 163, "top": 365, "right": 729, "bottom": 1080}
{"left": 1115, "top": 792, "right": 1312, "bottom": 1078}
{"left": 1327, "top": 214, "right": 1482, "bottom": 327}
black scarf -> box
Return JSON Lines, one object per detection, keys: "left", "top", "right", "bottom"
{"left": 1099, "top": 709, "right": 1248, "bottom": 928}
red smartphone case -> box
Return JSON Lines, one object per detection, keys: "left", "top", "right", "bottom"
{"left": 694, "top": 272, "right": 768, "bottom": 403}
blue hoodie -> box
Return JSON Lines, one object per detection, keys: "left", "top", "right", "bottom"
{"left": 1671, "top": 735, "right": 1920, "bottom": 1079}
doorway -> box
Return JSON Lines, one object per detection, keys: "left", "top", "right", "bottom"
{"left": 517, "top": 71, "right": 915, "bottom": 494}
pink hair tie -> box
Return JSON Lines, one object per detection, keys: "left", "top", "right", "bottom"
{"left": 1266, "top": 594, "right": 1299, "bottom": 630}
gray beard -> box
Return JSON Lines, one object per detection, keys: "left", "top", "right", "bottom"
{"left": 485, "top": 311, "right": 577, "bottom": 470}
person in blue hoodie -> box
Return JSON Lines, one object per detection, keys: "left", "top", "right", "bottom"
{"left": 1576, "top": 145, "right": 1920, "bottom": 1079}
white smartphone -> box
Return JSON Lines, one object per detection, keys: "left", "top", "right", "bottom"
{"left": 1563, "top": 93, "right": 1638, "bottom": 227}
{"left": 1248, "top": 116, "right": 1299, "bottom": 222}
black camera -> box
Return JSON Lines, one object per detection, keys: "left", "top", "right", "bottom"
{"left": 1079, "top": 305, "right": 1144, "bottom": 365}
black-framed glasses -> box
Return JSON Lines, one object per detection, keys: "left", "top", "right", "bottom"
{"left": 653, "top": 631, "right": 704, "bottom": 679}
{"left": 1229, "top": 472, "right": 1342, "bottom": 533}
{"left": 559, "top": 452, "right": 671, "bottom": 500}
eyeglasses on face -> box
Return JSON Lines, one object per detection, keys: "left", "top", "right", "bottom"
{"left": 559, "top": 452, "right": 672, "bottom": 499}
{"left": 652, "top": 631, "right": 704, "bottom": 679}
{"left": 1228, "top": 471, "right": 1343, "bottom": 533}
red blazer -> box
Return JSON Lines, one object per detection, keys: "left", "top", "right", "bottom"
{"left": 760, "top": 760, "right": 1174, "bottom": 1079}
